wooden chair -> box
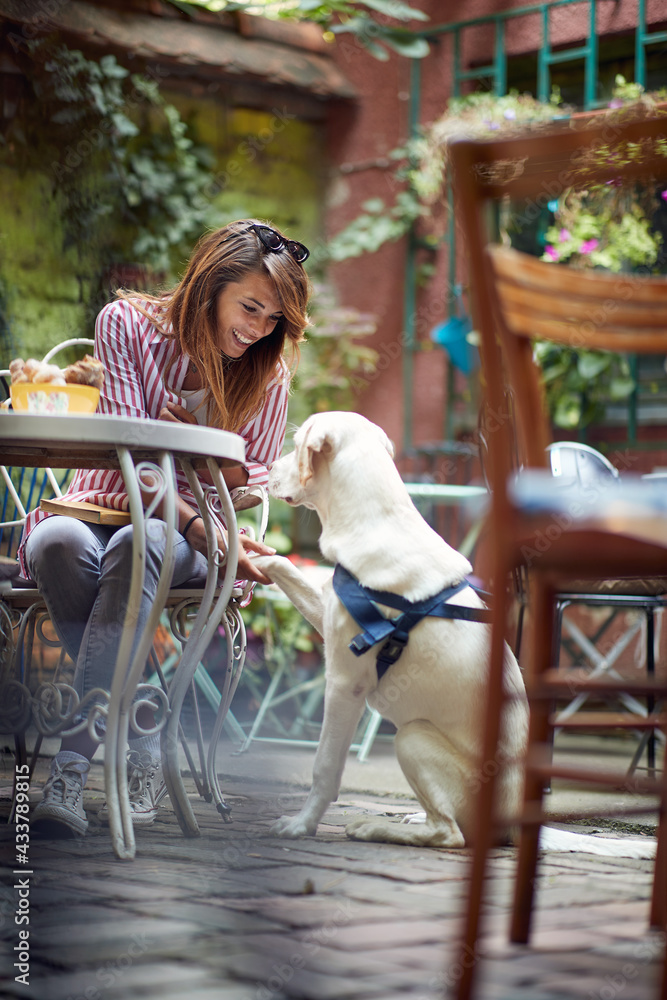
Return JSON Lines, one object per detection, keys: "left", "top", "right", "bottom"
{"left": 449, "top": 112, "right": 667, "bottom": 999}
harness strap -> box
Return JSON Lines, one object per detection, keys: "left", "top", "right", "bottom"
{"left": 332, "top": 564, "right": 493, "bottom": 679}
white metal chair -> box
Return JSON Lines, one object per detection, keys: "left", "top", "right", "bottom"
{"left": 0, "top": 340, "right": 270, "bottom": 833}
{"left": 0, "top": 339, "right": 95, "bottom": 793}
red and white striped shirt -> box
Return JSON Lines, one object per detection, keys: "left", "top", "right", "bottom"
{"left": 18, "top": 298, "right": 289, "bottom": 577}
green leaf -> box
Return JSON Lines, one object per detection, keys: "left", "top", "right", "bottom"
{"left": 577, "top": 352, "right": 611, "bottom": 380}
{"left": 540, "top": 360, "right": 570, "bottom": 383}
{"left": 553, "top": 393, "right": 582, "bottom": 429}
{"left": 99, "top": 54, "right": 128, "bottom": 79}
{"left": 361, "top": 197, "right": 385, "bottom": 212}
{"left": 357, "top": 35, "right": 391, "bottom": 60}
{"left": 264, "top": 529, "right": 292, "bottom": 554}
{"left": 608, "top": 376, "right": 636, "bottom": 400}
{"left": 358, "top": 0, "right": 429, "bottom": 20}
{"left": 111, "top": 112, "right": 140, "bottom": 137}
{"left": 381, "top": 28, "right": 430, "bottom": 58}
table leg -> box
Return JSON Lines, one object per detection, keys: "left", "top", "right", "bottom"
{"left": 162, "top": 458, "right": 240, "bottom": 837}
{"left": 105, "top": 448, "right": 176, "bottom": 860}
{"left": 206, "top": 605, "right": 247, "bottom": 818}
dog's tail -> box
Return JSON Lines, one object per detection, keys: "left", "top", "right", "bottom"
{"left": 539, "top": 825, "right": 656, "bottom": 859}
{"left": 402, "top": 812, "right": 656, "bottom": 857}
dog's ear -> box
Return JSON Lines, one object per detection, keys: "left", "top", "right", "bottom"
{"left": 297, "top": 422, "right": 334, "bottom": 486}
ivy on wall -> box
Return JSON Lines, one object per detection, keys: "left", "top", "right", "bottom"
{"left": 2, "top": 41, "right": 220, "bottom": 328}
{"left": 172, "top": 0, "right": 430, "bottom": 61}
{"left": 327, "top": 79, "right": 667, "bottom": 431}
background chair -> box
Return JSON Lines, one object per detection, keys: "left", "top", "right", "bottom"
{"left": 0, "top": 339, "right": 95, "bottom": 788}
{"left": 547, "top": 441, "right": 666, "bottom": 777}
{"left": 449, "top": 112, "right": 667, "bottom": 999}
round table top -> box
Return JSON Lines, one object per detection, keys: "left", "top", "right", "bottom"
{"left": 405, "top": 482, "right": 487, "bottom": 501}
{"left": 0, "top": 413, "right": 246, "bottom": 469}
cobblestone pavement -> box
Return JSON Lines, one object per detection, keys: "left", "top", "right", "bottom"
{"left": 0, "top": 735, "right": 664, "bottom": 1000}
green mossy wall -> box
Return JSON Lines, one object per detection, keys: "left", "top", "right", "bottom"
{"left": 0, "top": 91, "right": 324, "bottom": 368}
{"left": 0, "top": 165, "right": 87, "bottom": 363}
{"left": 171, "top": 95, "right": 324, "bottom": 248}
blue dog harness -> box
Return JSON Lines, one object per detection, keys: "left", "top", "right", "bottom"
{"left": 332, "top": 564, "right": 493, "bottom": 680}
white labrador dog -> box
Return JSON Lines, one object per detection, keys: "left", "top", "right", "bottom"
{"left": 252, "top": 410, "right": 528, "bottom": 848}
{"left": 252, "top": 411, "right": 658, "bottom": 859}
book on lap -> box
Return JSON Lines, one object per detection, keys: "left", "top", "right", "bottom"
{"left": 39, "top": 497, "right": 132, "bottom": 525}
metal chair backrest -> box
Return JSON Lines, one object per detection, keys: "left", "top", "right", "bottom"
{"left": 0, "top": 339, "right": 95, "bottom": 561}
{"left": 547, "top": 441, "right": 620, "bottom": 486}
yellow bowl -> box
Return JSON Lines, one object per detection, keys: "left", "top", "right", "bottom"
{"left": 10, "top": 383, "right": 100, "bottom": 414}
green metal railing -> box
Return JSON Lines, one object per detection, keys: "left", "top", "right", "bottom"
{"left": 401, "top": 0, "right": 666, "bottom": 453}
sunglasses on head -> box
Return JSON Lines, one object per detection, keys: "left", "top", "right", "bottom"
{"left": 245, "top": 224, "right": 310, "bottom": 264}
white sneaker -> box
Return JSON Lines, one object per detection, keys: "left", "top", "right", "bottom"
{"left": 99, "top": 750, "right": 168, "bottom": 826}
{"left": 32, "top": 759, "right": 89, "bottom": 837}
{"left": 230, "top": 485, "right": 265, "bottom": 511}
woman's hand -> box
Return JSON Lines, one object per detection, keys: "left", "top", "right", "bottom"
{"left": 182, "top": 515, "right": 275, "bottom": 585}
{"left": 159, "top": 401, "right": 197, "bottom": 425}
{"left": 237, "top": 535, "right": 276, "bottom": 585}
{"left": 160, "top": 401, "right": 249, "bottom": 490}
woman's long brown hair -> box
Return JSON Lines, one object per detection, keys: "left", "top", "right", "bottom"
{"left": 119, "top": 219, "right": 310, "bottom": 431}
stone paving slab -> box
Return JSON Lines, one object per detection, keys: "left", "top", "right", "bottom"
{"left": 0, "top": 738, "right": 664, "bottom": 1000}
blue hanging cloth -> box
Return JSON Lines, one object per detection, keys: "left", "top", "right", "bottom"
{"left": 430, "top": 285, "right": 478, "bottom": 374}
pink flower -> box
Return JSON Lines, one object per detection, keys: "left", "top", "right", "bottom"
{"left": 579, "top": 239, "right": 599, "bottom": 254}
{"left": 559, "top": 228, "right": 571, "bottom": 242}
{"left": 661, "top": 190, "right": 667, "bottom": 202}
{"left": 544, "top": 245, "right": 560, "bottom": 261}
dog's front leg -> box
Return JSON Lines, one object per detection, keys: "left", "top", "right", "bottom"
{"left": 271, "top": 672, "right": 370, "bottom": 838}
{"left": 252, "top": 554, "right": 327, "bottom": 635}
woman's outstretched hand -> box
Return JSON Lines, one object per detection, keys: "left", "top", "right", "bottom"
{"left": 237, "top": 535, "right": 276, "bottom": 585}
{"left": 181, "top": 513, "right": 275, "bottom": 585}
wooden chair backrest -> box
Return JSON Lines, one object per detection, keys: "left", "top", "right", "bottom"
{"left": 449, "top": 112, "right": 667, "bottom": 485}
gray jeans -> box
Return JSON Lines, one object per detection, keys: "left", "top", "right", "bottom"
{"left": 24, "top": 515, "right": 207, "bottom": 701}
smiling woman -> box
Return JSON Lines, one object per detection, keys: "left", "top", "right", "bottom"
{"left": 18, "top": 217, "right": 312, "bottom": 839}
{"left": 215, "top": 272, "right": 284, "bottom": 359}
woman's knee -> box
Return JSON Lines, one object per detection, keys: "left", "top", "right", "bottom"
{"left": 102, "top": 518, "right": 168, "bottom": 582}
{"left": 25, "top": 516, "right": 102, "bottom": 584}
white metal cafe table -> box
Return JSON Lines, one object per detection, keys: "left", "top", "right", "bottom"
{"left": 0, "top": 413, "right": 245, "bottom": 860}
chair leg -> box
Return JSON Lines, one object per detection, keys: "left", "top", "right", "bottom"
{"left": 650, "top": 737, "right": 667, "bottom": 930}
{"left": 646, "top": 605, "right": 656, "bottom": 777}
{"left": 510, "top": 575, "right": 555, "bottom": 944}
{"left": 148, "top": 647, "right": 209, "bottom": 801}
{"left": 455, "top": 572, "right": 512, "bottom": 1000}
{"left": 542, "top": 597, "right": 568, "bottom": 796}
